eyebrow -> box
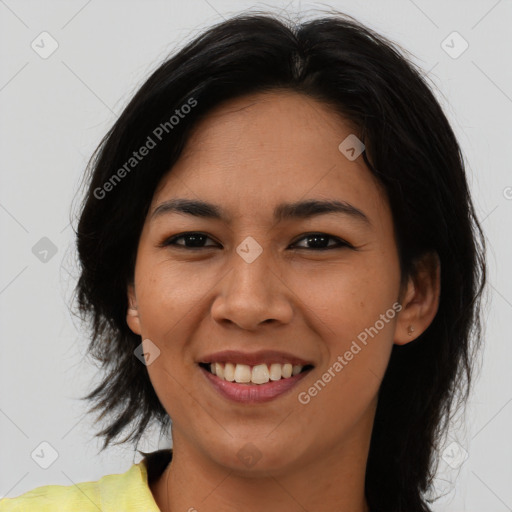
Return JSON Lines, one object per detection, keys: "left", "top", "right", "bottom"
{"left": 151, "top": 198, "right": 371, "bottom": 226}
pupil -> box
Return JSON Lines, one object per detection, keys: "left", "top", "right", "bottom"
{"left": 186, "top": 234, "right": 206, "bottom": 247}
{"left": 307, "top": 234, "right": 328, "bottom": 248}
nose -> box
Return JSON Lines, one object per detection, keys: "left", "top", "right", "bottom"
{"left": 210, "top": 245, "right": 294, "bottom": 331}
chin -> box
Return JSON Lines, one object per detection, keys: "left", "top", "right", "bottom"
{"left": 205, "top": 437, "right": 300, "bottom": 476}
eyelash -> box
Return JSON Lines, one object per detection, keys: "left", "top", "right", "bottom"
{"left": 159, "top": 232, "right": 354, "bottom": 251}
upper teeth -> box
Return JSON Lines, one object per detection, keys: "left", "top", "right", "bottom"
{"left": 209, "top": 362, "right": 304, "bottom": 384}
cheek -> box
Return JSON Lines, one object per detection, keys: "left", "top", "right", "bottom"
{"left": 294, "top": 276, "right": 397, "bottom": 433}
{"left": 144, "top": 361, "right": 197, "bottom": 434}
{"left": 292, "top": 257, "right": 400, "bottom": 340}
{"left": 290, "top": 253, "right": 400, "bottom": 400}
{"left": 134, "top": 258, "right": 209, "bottom": 340}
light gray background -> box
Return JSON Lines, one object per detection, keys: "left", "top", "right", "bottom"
{"left": 1, "top": 1, "right": 511, "bottom": 510}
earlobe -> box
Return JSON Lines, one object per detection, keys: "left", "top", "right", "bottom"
{"left": 394, "top": 252, "right": 441, "bottom": 345}
{"left": 126, "top": 283, "right": 142, "bottom": 335}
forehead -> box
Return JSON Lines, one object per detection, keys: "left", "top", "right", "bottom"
{"left": 151, "top": 91, "right": 389, "bottom": 226}
{"left": 175, "top": 90, "right": 360, "bottom": 169}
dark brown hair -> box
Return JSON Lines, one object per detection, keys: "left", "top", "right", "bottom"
{"left": 74, "top": 12, "right": 486, "bottom": 511}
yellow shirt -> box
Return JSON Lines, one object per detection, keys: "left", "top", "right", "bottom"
{"left": 0, "top": 450, "right": 172, "bottom": 511}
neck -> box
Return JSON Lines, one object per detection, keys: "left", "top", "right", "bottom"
{"left": 150, "top": 417, "right": 374, "bottom": 512}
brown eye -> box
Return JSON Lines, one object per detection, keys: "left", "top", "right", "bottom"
{"left": 290, "top": 233, "right": 353, "bottom": 250}
{"left": 159, "top": 232, "right": 353, "bottom": 251}
{"left": 161, "top": 232, "right": 220, "bottom": 249}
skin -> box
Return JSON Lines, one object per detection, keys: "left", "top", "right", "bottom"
{"left": 126, "top": 90, "right": 440, "bottom": 512}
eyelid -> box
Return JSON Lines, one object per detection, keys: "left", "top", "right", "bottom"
{"left": 290, "top": 232, "right": 353, "bottom": 249}
{"left": 158, "top": 232, "right": 220, "bottom": 248}
{"left": 160, "top": 231, "right": 354, "bottom": 250}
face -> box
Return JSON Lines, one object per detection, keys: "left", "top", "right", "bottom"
{"left": 127, "top": 91, "right": 408, "bottom": 474}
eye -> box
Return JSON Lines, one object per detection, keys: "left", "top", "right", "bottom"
{"left": 160, "top": 232, "right": 220, "bottom": 249}
{"left": 159, "top": 232, "right": 353, "bottom": 251}
{"left": 290, "top": 233, "right": 353, "bottom": 250}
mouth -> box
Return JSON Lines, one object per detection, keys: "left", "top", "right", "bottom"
{"left": 198, "top": 361, "right": 314, "bottom": 404}
{"left": 198, "top": 361, "right": 314, "bottom": 385}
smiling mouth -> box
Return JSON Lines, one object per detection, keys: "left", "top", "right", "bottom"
{"left": 198, "top": 362, "right": 314, "bottom": 385}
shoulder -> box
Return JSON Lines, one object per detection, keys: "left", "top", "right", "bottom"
{"left": 0, "top": 454, "right": 163, "bottom": 512}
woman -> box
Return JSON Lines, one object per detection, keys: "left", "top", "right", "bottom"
{"left": 0, "top": 11, "right": 486, "bottom": 512}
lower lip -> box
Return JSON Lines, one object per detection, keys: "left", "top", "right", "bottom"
{"left": 199, "top": 366, "right": 311, "bottom": 403}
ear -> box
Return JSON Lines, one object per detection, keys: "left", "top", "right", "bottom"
{"left": 126, "top": 283, "right": 142, "bottom": 336}
{"left": 394, "top": 251, "right": 441, "bottom": 345}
